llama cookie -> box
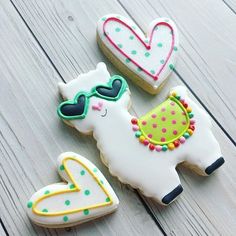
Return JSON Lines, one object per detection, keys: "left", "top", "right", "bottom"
{"left": 57, "top": 63, "right": 224, "bottom": 205}
{"left": 97, "top": 14, "right": 179, "bottom": 94}
{"left": 27, "top": 152, "right": 119, "bottom": 228}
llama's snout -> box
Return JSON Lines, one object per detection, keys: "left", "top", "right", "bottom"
{"left": 92, "top": 101, "right": 103, "bottom": 111}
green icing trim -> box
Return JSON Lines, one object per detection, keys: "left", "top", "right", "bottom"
{"left": 57, "top": 75, "right": 128, "bottom": 120}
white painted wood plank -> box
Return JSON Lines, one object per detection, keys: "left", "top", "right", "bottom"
{"left": 9, "top": 0, "right": 236, "bottom": 235}
{"left": 223, "top": 0, "right": 236, "bottom": 13}
{"left": 0, "top": 1, "right": 163, "bottom": 235}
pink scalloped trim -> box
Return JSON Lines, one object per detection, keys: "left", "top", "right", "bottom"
{"left": 103, "top": 17, "right": 175, "bottom": 81}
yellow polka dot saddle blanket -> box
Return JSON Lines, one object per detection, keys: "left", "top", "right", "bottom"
{"left": 131, "top": 91, "right": 195, "bottom": 152}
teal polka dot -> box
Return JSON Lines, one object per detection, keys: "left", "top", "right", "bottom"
{"left": 132, "top": 26, "right": 136, "bottom": 30}
{"left": 115, "top": 27, "right": 121, "bottom": 32}
{"left": 83, "top": 209, "right": 89, "bottom": 215}
{"left": 44, "top": 190, "right": 50, "bottom": 195}
{"left": 63, "top": 216, "right": 69, "bottom": 222}
{"left": 131, "top": 50, "right": 137, "bottom": 55}
{"left": 174, "top": 46, "right": 178, "bottom": 51}
{"left": 137, "top": 67, "right": 142, "bottom": 72}
{"left": 150, "top": 70, "right": 155, "bottom": 75}
{"left": 125, "top": 58, "right": 131, "bottom": 63}
{"left": 42, "top": 209, "right": 48, "bottom": 213}
{"left": 84, "top": 190, "right": 90, "bottom": 196}
{"left": 160, "top": 59, "right": 165, "bottom": 64}
{"left": 65, "top": 200, "right": 70, "bottom": 206}
{"left": 93, "top": 168, "right": 98, "bottom": 173}
{"left": 129, "top": 35, "right": 134, "bottom": 40}
{"left": 144, "top": 52, "right": 150, "bottom": 57}
{"left": 144, "top": 39, "right": 149, "bottom": 43}
{"left": 100, "top": 180, "right": 104, "bottom": 185}
{"left": 80, "top": 170, "right": 85, "bottom": 176}
{"left": 59, "top": 165, "right": 64, "bottom": 171}
{"left": 117, "top": 43, "right": 123, "bottom": 48}
{"left": 69, "top": 184, "right": 75, "bottom": 189}
{"left": 157, "top": 43, "right": 163, "bottom": 47}
{"left": 169, "top": 64, "right": 174, "bottom": 70}
{"left": 165, "top": 19, "right": 169, "bottom": 22}
{"left": 27, "top": 201, "right": 33, "bottom": 208}
{"left": 101, "top": 17, "right": 107, "bottom": 21}
{"left": 106, "top": 197, "right": 110, "bottom": 202}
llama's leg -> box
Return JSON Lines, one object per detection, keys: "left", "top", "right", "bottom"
{"left": 185, "top": 132, "right": 224, "bottom": 176}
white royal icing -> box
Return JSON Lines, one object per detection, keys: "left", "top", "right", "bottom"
{"left": 58, "top": 63, "right": 223, "bottom": 205}
{"left": 97, "top": 14, "right": 179, "bottom": 92}
{"left": 27, "top": 151, "right": 119, "bottom": 227}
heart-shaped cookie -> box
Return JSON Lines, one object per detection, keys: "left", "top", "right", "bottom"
{"left": 97, "top": 14, "right": 179, "bottom": 94}
{"left": 27, "top": 152, "right": 119, "bottom": 228}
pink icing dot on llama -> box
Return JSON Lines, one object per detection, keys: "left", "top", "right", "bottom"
{"left": 162, "top": 128, "right": 167, "bottom": 133}
{"left": 148, "top": 134, "right": 153, "bottom": 138}
{"left": 142, "top": 120, "right": 147, "bottom": 125}
{"left": 171, "top": 110, "right": 176, "bottom": 115}
{"left": 172, "top": 120, "right": 177, "bottom": 124}
{"left": 161, "top": 116, "right": 166, "bottom": 121}
{"left": 152, "top": 123, "right": 157, "bottom": 128}
{"left": 151, "top": 114, "right": 157, "bottom": 118}
{"left": 170, "top": 102, "right": 175, "bottom": 106}
{"left": 182, "top": 121, "right": 187, "bottom": 125}
{"left": 161, "top": 137, "right": 166, "bottom": 142}
{"left": 161, "top": 107, "right": 166, "bottom": 112}
{"left": 173, "top": 130, "right": 178, "bottom": 135}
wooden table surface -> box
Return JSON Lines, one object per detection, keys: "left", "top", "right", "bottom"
{"left": 0, "top": 0, "right": 236, "bottom": 235}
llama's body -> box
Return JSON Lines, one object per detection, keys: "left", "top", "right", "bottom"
{"left": 58, "top": 63, "right": 224, "bottom": 204}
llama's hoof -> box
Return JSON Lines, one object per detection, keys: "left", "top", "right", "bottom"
{"left": 205, "top": 157, "right": 225, "bottom": 175}
{"left": 162, "top": 185, "right": 183, "bottom": 205}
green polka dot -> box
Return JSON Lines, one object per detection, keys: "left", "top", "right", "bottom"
{"left": 169, "top": 64, "right": 175, "bottom": 70}
{"left": 137, "top": 67, "right": 142, "bottom": 72}
{"left": 129, "top": 35, "right": 134, "bottom": 40}
{"left": 125, "top": 58, "right": 131, "bottom": 63}
{"left": 115, "top": 27, "right": 121, "bottom": 32}
{"left": 65, "top": 200, "right": 70, "bottom": 206}
{"left": 84, "top": 190, "right": 90, "bottom": 196}
{"left": 174, "top": 46, "right": 178, "bottom": 51}
{"left": 80, "top": 170, "right": 85, "bottom": 176}
{"left": 131, "top": 50, "right": 137, "bottom": 55}
{"left": 101, "top": 17, "right": 107, "bottom": 21}
{"left": 150, "top": 70, "right": 155, "bottom": 75}
{"left": 144, "top": 52, "right": 150, "bottom": 57}
{"left": 160, "top": 59, "right": 165, "bottom": 64}
{"left": 106, "top": 197, "right": 110, "bottom": 202}
{"left": 69, "top": 184, "right": 75, "bottom": 189}
{"left": 117, "top": 43, "right": 123, "bottom": 48}
{"left": 100, "top": 180, "right": 104, "bottom": 185}
{"left": 27, "top": 201, "right": 33, "bottom": 208}
{"left": 93, "top": 168, "right": 98, "bottom": 173}
{"left": 42, "top": 209, "right": 48, "bottom": 213}
{"left": 144, "top": 39, "right": 149, "bottom": 43}
{"left": 59, "top": 165, "right": 65, "bottom": 171}
{"left": 83, "top": 209, "right": 89, "bottom": 215}
{"left": 63, "top": 216, "right": 69, "bottom": 222}
{"left": 157, "top": 43, "right": 163, "bottom": 47}
{"left": 132, "top": 26, "right": 136, "bottom": 30}
{"left": 44, "top": 190, "right": 50, "bottom": 195}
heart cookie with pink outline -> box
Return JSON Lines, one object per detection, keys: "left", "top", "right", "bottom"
{"left": 97, "top": 14, "right": 179, "bottom": 94}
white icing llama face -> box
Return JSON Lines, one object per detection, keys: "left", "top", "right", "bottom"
{"left": 58, "top": 63, "right": 131, "bottom": 134}
{"left": 27, "top": 152, "right": 119, "bottom": 228}
{"left": 97, "top": 14, "right": 179, "bottom": 92}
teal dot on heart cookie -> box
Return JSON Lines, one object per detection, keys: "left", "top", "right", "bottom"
{"left": 132, "top": 26, "right": 136, "bottom": 30}
{"left": 80, "top": 170, "right": 85, "bottom": 176}
{"left": 169, "top": 64, "right": 175, "bottom": 70}
{"left": 63, "top": 216, "right": 69, "bottom": 222}
{"left": 84, "top": 189, "right": 90, "bottom": 196}
{"left": 83, "top": 209, "right": 89, "bottom": 215}
{"left": 69, "top": 184, "right": 75, "bottom": 189}
{"left": 115, "top": 27, "right": 121, "bottom": 32}
{"left": 27, "top": 201, "right": 33, "bottom": 208}
{"left": 174, "top": 46, "right": 178, "bottom": 51}
{"left": 131, "top": 50, "right": 137, "bottom": 55}
{"left": 160, "top": 59, "right": 165, "bottom": 64}
{"left": 150, "top": 70, "right": 155, "bottom": 75}
{"left": 106, "top": 197, "right": 110, "bottom": 202}
{"left": 100, "top": 180, "right": 104, "bottom": 185}
{"left": 65, "top": 200, "right": 70, "bottom": 206}
{"left": 129, "top": 35, "right": 134, "bottom": 40}
{"left": 44, "top": 190, "right": 50, "bottom": 195}
{"left": 117, "top": 43, "right": 123, "bottom": 48}
{"left": 144, "top": 52, "right": 150, "bottom": 57}
{"left": 42, "top": 208, "right": 48, "bottom": 213}
{"left": 93, "top": 168, "right": 98, "bottom": 173}
{"left": 101, "top": 17, "right": 107, "bottom": 21}
{"left": 157, "top": 43, "right": 163, "bottom": 47}
{"left": 137, "top": 67, "right": 143, "bottom": 72}
{"left": 59, "top": 165, "right": 64, "bottom": 171}
{"left": 125, "top": 58, "right": 131, "bottom": 63}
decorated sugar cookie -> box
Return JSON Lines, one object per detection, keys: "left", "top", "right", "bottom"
{"left": 27, "top": 152, "right": 119, "bottom": 228}
{"left": 57, "top": 63, "right": 224, "bottom": 205}
{"left": 97, "top": 14, "right": 179, "bottom": 94}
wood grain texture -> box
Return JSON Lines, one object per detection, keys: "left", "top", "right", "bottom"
{"left": 7, "top": 0, "right": 236, "bottom": 235}
{"left": 0, "top": 1, "right": 163, "bottom": 235}
{"left": 223, "top": 0, "right": 236, "bottom": 13}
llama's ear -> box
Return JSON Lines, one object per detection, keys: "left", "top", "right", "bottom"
{"left": 96, "top": 62, "right": 107, "bottom": 71}
{"left": 58, "top": 82, "right": 66, "bottom": 94}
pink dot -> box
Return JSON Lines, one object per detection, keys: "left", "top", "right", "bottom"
{"left": 132, "top": 125, "right": 139, "bottom": 131}
{"left": 161, "top": 107, "right": 166, "bottom": 112}
{"left": 172, "top": 120, "right": 176, "bottom": 124}
{"left": 151, "top": 114, "right": 157, "bottom": 118}
{"left": 156, "top": 145, "right": 162, "bottom": 152}
{"left": 161, "top": 137, "right": 166, "bottom": 142}
{"left": 182, "top": 121, "right": 186, "bottom": 125}
{"left": 162, "top": 128, "right": 167, "bottom": 133}
{"left": 152, "top": 123, "right": 157, "bottom": 128}
{"left": 161, "top": 116, "right": 166, "bottom": 121}
{"left": 170, "top": 102, "right": 175, "bottom": 106}
{"left": 142, "top": 120, "right": 147, "bottom": 125}
{"left": 190, "top": 119, "right": 196, "bottom": 125}
{"left": 171, "top": 110, "right": 176, "bottom": 115}
{"left": 182, "top": 112, "right": 185, "bottom": 116}
{"left": 173, "top": 130, "right": 178, "bottom": 135}
{"left": 179, "top": 137, "right": 185, "bottom": 143}
{"left": 143, "top": 139, "right": 149, "bottom": 146}
{"left": 148, "top": 134, "right": 153, "bottom": 138}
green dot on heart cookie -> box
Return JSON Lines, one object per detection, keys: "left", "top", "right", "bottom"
{"left": 84, "top": 189, "right": 90, "bottom": 196}
{"left": 131, "top": 50, "right": 137, "bottom": 55}
{"left": 115, "top": 27, "right": 121, "bottom": 32}
{"left": 157, "top": 42, "right": 163, "bottom": 47}
{"left": 144, "top": 52, "right": 150, "bottom": 57}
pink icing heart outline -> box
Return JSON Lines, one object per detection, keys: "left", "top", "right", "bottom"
{"left": 103, "top": 17, "right": 175, "bottom": 81}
